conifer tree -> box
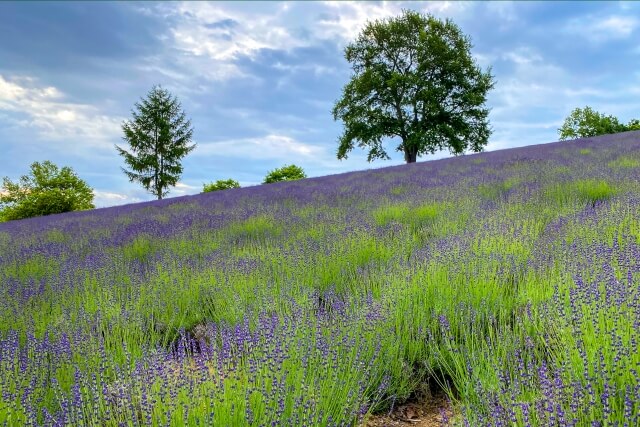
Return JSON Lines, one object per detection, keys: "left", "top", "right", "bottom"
{"left": 117, "top": 85, "right": 195, "bottom": 200}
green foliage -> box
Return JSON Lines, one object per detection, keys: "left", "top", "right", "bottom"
{"left": 558, "top": 106, "right": 628, "bottom": 140}
{"left": 478, "top": 178, "right": 519, "bottom": 200}
{"left": 263, "top": 164, "right": 307, "bottom": 184}
{"left": 608, "top": 155, "right": 640, "bottom": 169}
{"left": 0, "top": 161, "right": 94, "bottom": 221}
{"left": 576, "top": 180, "right": 616, "bottom": 203}
{"left": 545, "top": 179, "right": 616, "bottom": 207}
{"left": 122, "top": 235, "right": 154, "bottom": 262}
{"left": 333, "top": 10, "right": 495, "bottom": 163}
{"left": 373, "top": 202, "right": 443, "bottom": 228}
{"left": 202, "top": 179, "right": 241, "bottom": 193}
{"left": 627, "top": 118, "right": 640, "bottom": 131}
{"left": 389, "top": 185, "right": 409, "bottom": 196}
{"left": 116, "top": 85, "right": 195, "bottom": 200}
{"left": 227, "top": 215, "right": 281, "bottom": 244}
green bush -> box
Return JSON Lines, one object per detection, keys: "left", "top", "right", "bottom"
{"left": 263, "top": 164, "right": 307, "bottom": 184}
{"left": 0, "top": 161, "right": 94, "bottom": 221}
{"left": 558, "top": 106, "right": 628, "bottom": 140}
{"left": 202, "top": 179, "right": 241, "bottom": 193}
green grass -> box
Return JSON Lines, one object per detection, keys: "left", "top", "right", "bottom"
{"left": 478, "top": 177, "right": 519, "bottom": 200}
{"left": 543, "top": 179, "right": 617, "bottom": 207}
{"left": 608, "top": 155, "right": 640, "bottom": 169}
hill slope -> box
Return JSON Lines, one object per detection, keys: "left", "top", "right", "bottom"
{"left": 1, "top": 131, "right": 639, "bottom": 426}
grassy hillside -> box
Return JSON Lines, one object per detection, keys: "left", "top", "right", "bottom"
{"left": 1, "top": 131, "right": 640, "bottom": 426}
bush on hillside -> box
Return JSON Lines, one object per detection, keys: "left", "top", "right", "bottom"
{"left": 0, "top": 160, "right": 94, "bottom": 221}
{"left": 202, "top": 179, "right": 241, "bottom": 193}
{"left": 263, "top": 164, "right": 307, "bottom": 184}
{"left": 558, "top": 106, "right": 631, "bottom": 140}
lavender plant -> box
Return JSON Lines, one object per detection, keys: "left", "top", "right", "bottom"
{"left": 1, "top": 131, "right": 639, "bottom": 426}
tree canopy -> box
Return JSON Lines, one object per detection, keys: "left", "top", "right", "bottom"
{"left": 116, "top": 85, "right": 195, "bottom": 200}
{"left": 558, "top": 106, "right": 631, "bottom": 140}
{"left": 0, "top": 160, "right": 94, "bottom": 221}
{"left": 263, "top": 165, "right": 307, "bottom": 184}
{"left": 628, "top": 119, "right": 640, "bottom": 131}
{"left": 333, "top": 10, "right": 495, "bottom": 163}
{"left": 203, "top": 179, "right": 241, "bottom": 193}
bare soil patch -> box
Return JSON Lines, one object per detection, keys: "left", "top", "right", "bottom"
{"left": 363, "top": 391, "right": 452, "bottom": 427}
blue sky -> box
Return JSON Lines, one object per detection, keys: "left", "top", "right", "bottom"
{"left": 1, "top": 1, "right": 639, "bottom": 207}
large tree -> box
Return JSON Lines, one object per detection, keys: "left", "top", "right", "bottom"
{"left": 117, "top": 85, "right": 195, "bottom": 200}
{"left": 558, "top": 106, "right": 633, "bottom": 140}
{"left": 0, "top": 160, "right": 94, "bottom": 221}
{"left": 333, "top": 10, "right": 495, "bottom": 164}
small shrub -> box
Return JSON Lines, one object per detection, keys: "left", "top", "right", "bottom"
{"left": 579, "top": 148, "right": 592, "bottom": 155}
{"left": 203, "top": 179, "right": 241, "bottom": 193}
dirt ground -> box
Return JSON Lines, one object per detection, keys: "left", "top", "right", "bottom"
{"left": 362, "top": 392, "right": 453, "bottom": 427}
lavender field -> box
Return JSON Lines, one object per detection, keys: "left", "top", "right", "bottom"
{"left": 1, "top": 132, "right": 640, "bottom": 426}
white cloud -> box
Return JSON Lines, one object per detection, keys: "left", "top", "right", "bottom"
{"left": 566, "top": 15, "right": 638, "bottom": 42}
{"left": 170, "top": 181, "right": 199, "bottom": 197}
{"left": 0, "top": 75, "right": 123, "bottom": 150}
{"left": 174, "top": 182, "right": 197, "bottom": 190}
{"left": 491, "top": 47, "right": 568, "bottom": 113}
{"left": 272, "top": 62, "right": 337, "bottom": 77}
{"left": 317, "top": 1, "right": 407, "bottom": 43}
{"left": 593, "top": 16, "right": 638, "bottom": 38}
{"left": 145, "top": 2, "right": 305, "bottom": 84}
{"left": 93, "top": 190, "right": 128, "bottom": 201}
{"left": 145, "top": 1, "right": 473, "bottom": 85}
{"left": 484, "top": 1, "right": 519, "bottom": 29}
{"left": 169, "top": 2, "right": 304, "bottom": 60}
{"left": 486, "top": 46, "right": 602, "bottom": 147}
{"left": 194, "top": 134, "right": 326, "bottom": 160}
{"left": 317, "top": 1, "right": 472, "bottom": 45}
{"left": 92, "top": 190, "right": 143, "bottom": 208}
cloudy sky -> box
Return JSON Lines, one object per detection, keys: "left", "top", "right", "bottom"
{"left": 1, "top": 1, "right": 639, "bottom": 207}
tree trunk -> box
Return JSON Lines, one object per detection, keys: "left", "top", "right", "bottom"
{"left": 154, "top": 125, "right": 161, "bottom": 200}
{"left": 404, "top": 148, "right": 417, "bottom": 163}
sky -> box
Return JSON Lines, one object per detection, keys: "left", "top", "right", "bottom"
{"left": 1, "top": 1, "right": 639, "bottom": 207}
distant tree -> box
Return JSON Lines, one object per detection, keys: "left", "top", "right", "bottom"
{"left": 333, "top": 10, "right": 495, "bottom": 164}
{"left": 0, "top": 161, "right": 94, "bottom": 221}
{"left": 117, "top": 85, "right": 195, "bottom": 200}
{"left": 627, "top": 118, "right": 640, "bottom": 131}
{"left": 203, "top": 179, "right": 241, "bottom": 193}
{"left": 263, "top": 165, "right": 307, "bottom": 184}
{"left": 558, "top": 106, "right": 628, "bottom": 140}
